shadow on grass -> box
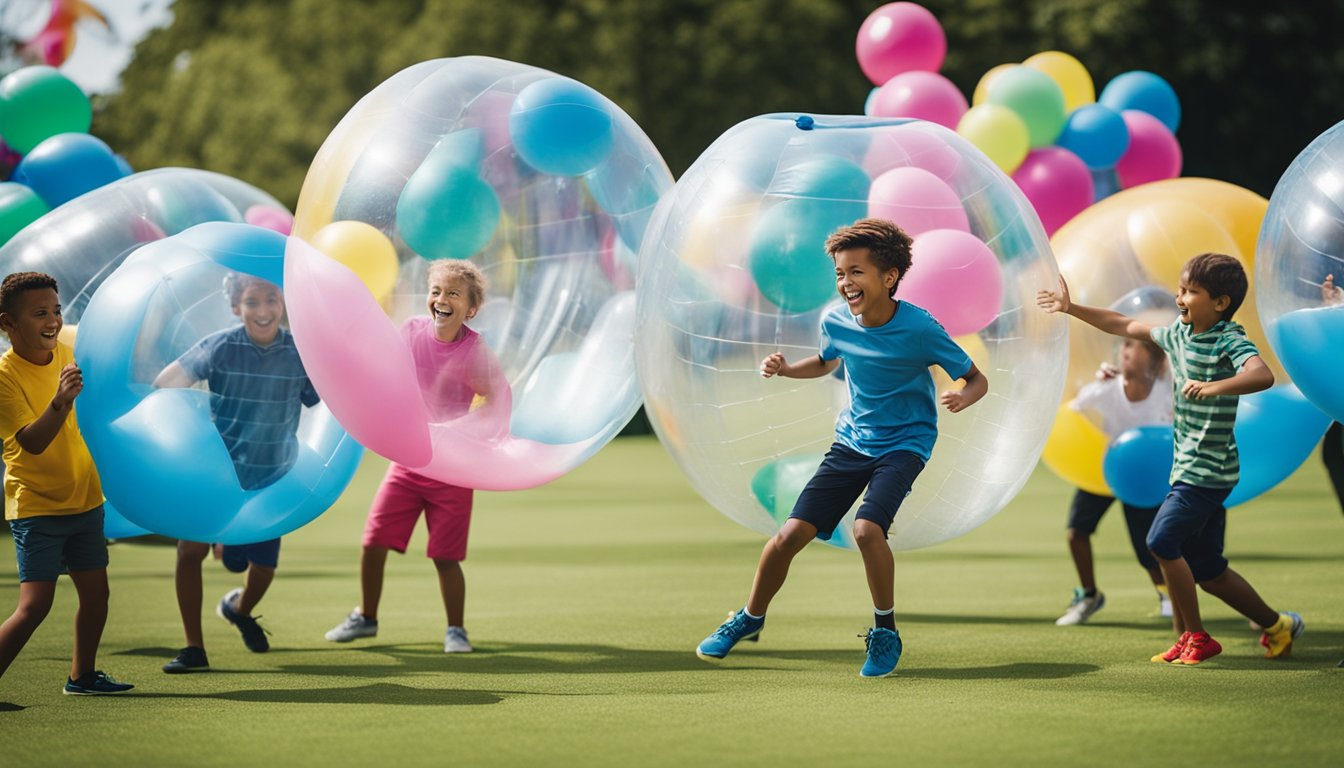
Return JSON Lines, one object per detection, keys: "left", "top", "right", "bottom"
{"left": 277, "top": 640, "right": 716, "bottom": 677}
{"left": 127, "top": 682, "right": 502, "bottom": 706}
{"left": 0, "top": 702, "right": 26, "bottom": 712}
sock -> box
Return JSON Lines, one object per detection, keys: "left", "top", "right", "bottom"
{"left": 1083, "top": 588, "right": 1098, "bottom": 598}
{"left": 874, "top": 607, "right": 895, "bottom": 631}
{"left": 743, "top": 607, "right": 764, "bottom": 621}
{"left": 1155, "top": 584, "right": 1169, "bottom": 597}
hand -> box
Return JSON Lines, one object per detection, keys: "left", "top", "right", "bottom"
{"left": 1182, "top": 379, "right": 1213, "bottom": 400}
{"left": 760, "top": 352, "right": 787, "bottom": 379}
{"left": 1035, "top": 275, "right": 1072, "bottom": 315}
{"left": 1096, "top": 362, "right": 1120, "bottom": 380}
{"left": 53, "top": 363, "right": 83, "bottom": 409}
{"left": 1324, "top": 274, "right": 1343, "bottom": 306}
{"left": 940, "top": 389, "right": 968, "bottom": 413}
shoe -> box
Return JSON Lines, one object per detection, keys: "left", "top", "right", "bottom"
{"left": 1157, "top": 591, "right": 1172, "bottom": 619}
{"left": 859, "top": 627, "right": 902, "bottom": 678}
{"left": 1261, "top": 612, "right": 1304, "bottom": 659}
{"left": 63, "top": 670, "right": 134, "bottom": 695}
{"left": 696, "top": 609, "right": 764, "bottom": 660}
{"left": 216, "top": 588, "right": 270, "bottom": 653}
{"left": 1055, "top": 588, "right": 1105, "bottom": 626}
{"left": 162, "top": 646, "right": 210, "bottom": 674}
{"left": 325, "top": 608, "right": 379, "bottom": 642}
{"left": 1152, "top": 631, "right": 1193, "bottom": 663}
{"left": 444, "top": 626, "right": 473, "bottom": 653}
{"left": 1176, "top": 632, "right": 1222, "bottom": 665}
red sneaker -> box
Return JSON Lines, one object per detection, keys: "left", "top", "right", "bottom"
{"left": 1151, "top": 631, "right": 1193, "bottom": 663}
{"left": 1176, "top": 632, "right": 1222, "bottom": 664}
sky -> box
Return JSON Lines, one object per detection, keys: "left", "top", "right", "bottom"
{"left": 8, "top": 0, "right": 174, "bottom": 93}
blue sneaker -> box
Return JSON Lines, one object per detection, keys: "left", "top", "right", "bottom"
{"left": 217, "top": 588, "right": 271, "bottom": 653}
{"left": 859, "top": 627, "right": 902, "bottom": 678}
{"left": 696, "top": 609, "right": 764, "bottom": 660}
{"left": 63, "top": 670, "right": 134, "bottom": 695}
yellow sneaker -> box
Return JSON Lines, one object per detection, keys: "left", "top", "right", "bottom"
{"left": 1261, "top": 612, "right": 1304, "bottom": 659}
{"left": 1152, "top": 631, "right": 1192, "bottom": 663}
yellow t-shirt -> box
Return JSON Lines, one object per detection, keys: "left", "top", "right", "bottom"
{"left": 0, "top": 343, "right": 103, "bottom": 519}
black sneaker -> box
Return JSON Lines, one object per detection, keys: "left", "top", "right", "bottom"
{"left": 217, "top": 588, "right": 271, "bottom": 653}
{"left": 162, "top": 646, "right": 210, "bottom": 674}
{"left": 63, "top": 670, "right": 134, "bottom": 695}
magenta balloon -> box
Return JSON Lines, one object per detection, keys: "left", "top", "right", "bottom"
{"left": 868, "top": 166, "right": 969, "bottom": 237}
{"left": 1011, "top": 146, "right": 1095, "bottom": 236}
{"left": 1114, "top": 110, "right": 1182, "bottom": 189}
{"left": 897, "top": 228, "right": 1003, "bottom": 337}
{"left": 871, "top": 71, "right": 968, "bottom": 129}
{"left": 856, "top": 2, "right": 947, "bottom": 86}
{"left": 244, "top": 205, "right": 294, "bottom": 235}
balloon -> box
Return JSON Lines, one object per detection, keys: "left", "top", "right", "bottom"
{"left": 245, "top": 205, "right": 294, "bottom": 235}
{"left": 0, "top": 66, "right": 91, "bottom": 154}
{"left": 972, "top": 64, "right": 1016, "bottom": 107}
{"left": 896, "top": 228, "right": 1003, "bottom": 336}
{"left": 1023, "top": 51, "right": 1095, "bottom": 113}
{"left": 1099, "top": 71, "right": 1181, "bottom": 133}
{"left": 1103, "top": 425, "right": 1174, "bottom": 508}
{"left": 309, "top": 221, "right": 400, "bottom": 304}
{"left": 867, "top": 166, "right": 969, "bottom": 237}
{"left": 1012, "top": 146, "right": 1094, "bottom": 236}
{"left": 864, "top": 86, "right": 881, "bottom": 116}
{"left": 956, "top": 103, "right": 1029, "bottom": 174}
{"left": 1126, "top": 201, "right": 1238, "bottom": 289}
{"left": 0, "top": 182, "right": 49, "bottom": 244}
{"left": 855, "top": 2, "right": 947, "bottom": 86}
{"left": 750, "top": 453, "right": 853, "bottom": 548}
{"left": 509, "top": 77, "right": 614, "bottom": 176}
{"left": 986, "top": 66, "right": 1067, "bottom": 148}
{"left": 1041, "top": 403, "right": 1110, "bottom": 495}
{"left": 636, "top": 114, "right": 1065, "bottom": 551}
{"left": 870, "top": 71, "right": 968, "bottom": 129}
{"left": 103, "top": 504, "right": 151, "bottom": 539}
{"left": 1224, "top": 385, "right": 1331, "bottom": 506}
{"left": 1055, "top": 104, "right": 1130, "bottom": 170}
{"left": 13, "top": 132, "right": 126, "bottom": 208}
{"left": 1114, "top": 111, "right": 1181, "bottom": 189}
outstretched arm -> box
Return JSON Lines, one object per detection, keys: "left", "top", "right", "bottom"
{"left": 760, "top": 352, "right": 841, "bottom": 379}
{"left": 153, "top": 361, "right": 196, "bottom": 389}
{"left": 1036, "top": 275, "right": 1154, "bottom": 341}
{"left": 940, "top": 363, "right": 987, "bottom": 413}
{"left": 1182, "top": 355, "right": 1274, "bottom": 400}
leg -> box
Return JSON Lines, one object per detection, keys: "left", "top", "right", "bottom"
{"left": 1198, "top": 567, "right": 1278, "bottom": 628}
{"left": 175, "top": 541, "right": 211, "bottom": 648}
{"left": 234, "top": 565, "right": 275, "bottom": 616}
{"left": 66, "top": 568, "right": 110, "bottom": 680}
{"left": 1065, "top": 490, "right": 1112, "bottom": 592}
{"left": 1066, "top": 529, "right": 1096, "bottom": 591}
{"left": 1120, "top": 504, "right": 1164, "bottom": 587}
{"left": 853, "top": 520, "right": 893, "bottom": 611}
{"left": 0, "top": 581, "right": 57, "bottom": 679}
{"left": 434, "top": 559, "right": 465, "bottom": 627}
{"left": 1323, "top": 422, "right": 1344, "bottom": 513}
{"left": 745, "top": 518, "right": 816, "bottom": 616}
{"left": 1154, "top": 554, "right": 1201, "bottom": 634}
{"left": 360, "top": 546, "right": 390, "bottom": 621}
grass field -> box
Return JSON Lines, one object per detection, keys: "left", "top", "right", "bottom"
{"left": 2, "top": 436, "right": 1342, "bottom": 766}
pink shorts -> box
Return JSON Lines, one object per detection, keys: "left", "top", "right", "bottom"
{"left": 362, "top": 463, "right": 474, "bottom": 561}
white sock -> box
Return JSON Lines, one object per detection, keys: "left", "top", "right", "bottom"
{"left": 743, "top": 607, "right": 764, "bottom": 620}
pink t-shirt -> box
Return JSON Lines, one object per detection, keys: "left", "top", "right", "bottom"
{"left": 401, "top": 316, "right": 509, "bottom": 424}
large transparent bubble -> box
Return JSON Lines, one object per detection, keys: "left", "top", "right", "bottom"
{"left": 1256, "top": 119, "right": 1344, "bottom": 423}
{"left": 635, "top": 115, "right": 1065, "bottom": 551}
{"left": 287, "top": 57, "right": 671, "bottom": 490}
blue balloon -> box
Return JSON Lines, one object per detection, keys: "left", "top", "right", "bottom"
{"left": 1267, "top": 305, "right": 1344, "bottom": 424}
{"left": 395, "top": 134, "right": 501, "bottom": 260}
{"left": 509, "top": 77, "right": 615, "bottom": 176}
{"left": 864, "top": 87, "right": 881, "bottom": 116}
{"left": 13, "top": 132, "right": 128, "bottom": 208}
{"left": 75, "top": 222, "right": 364, "bottom": 544}
{"left": 584, "top": 146, "right": 668, "bottom": 253}
{"left": 1225, "top": 385, "right": 1331, "bottom": 506}
{"left": 1056, "top": 104, "right": 1130, "bottom": 170}
{"left": 103, "top": 503, "right": 151, "bottom": 539}
{"left": 1099, "top": 71, "right": 1181, "bottom": 133}
{"left": 1103, "top": 425, "right": 1174, "bottom": 508}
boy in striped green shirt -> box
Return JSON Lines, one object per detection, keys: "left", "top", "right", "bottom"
{"left": 1038, "top": 253, "right": 1303, "bottom": 665}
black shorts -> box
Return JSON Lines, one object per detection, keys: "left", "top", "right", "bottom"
{"left": 788, "top": 443, "right": 925, "bottom": 540}
{"left": 1146, "top": 482, "right": 1231, "bottom": 581}
{"left": 1067, "top": 489, "right": 1159, "bottom": 571}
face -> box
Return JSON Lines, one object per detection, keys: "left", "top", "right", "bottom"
{"left": 233, "top": 282, "right": 284, "bottom": 346}
{"left": 427, "top": 273, "right": 477, "bottom": 341}
{"left": 834, "top": 247, "right": 899, "bottom": 318}
{"left": 0, "top": 287, "right": 62, "bottom": 362}
{"left": 1120, "top": 338, "right": 1156, "bottom": 379}
{"left": 1175, "top": 273, "right": 1228, "bottom": 331}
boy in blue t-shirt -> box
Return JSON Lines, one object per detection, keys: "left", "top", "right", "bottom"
{"left": 696, "top": 218, "right": 988, "bottom": 678}
{"left": 153, "top": 273, "right": 318, "bottom": 673}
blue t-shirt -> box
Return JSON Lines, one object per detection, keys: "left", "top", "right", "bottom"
{"left": 819, "top": 301, "right": 972, "bottom": 461}
{"left": 175, "top": 326, "right": 319, "bottom": 490}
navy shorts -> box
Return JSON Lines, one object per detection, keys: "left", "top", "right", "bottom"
{"left": 220, "top": 538, "right": 282, "bottom": 572}
{"left": 788, "top": 444, "right": 925, "bottom": 540}
{"left": 8, "top": 505, "right": 109, "bottom": 582}
{"left": 1145, "top": 482, "right": 1231, "bottom": 581}
{"left": 1067, "top": 489, "right": 1159, "bottom": 571}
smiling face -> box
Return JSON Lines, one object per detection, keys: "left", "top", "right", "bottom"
{"left": 427, "top": 273, "right": 478, "bottom": 342}
{"left": 0, "top": 286, "right": 62, "bottom": 364}
{"left": 233, "top": 281, "right": 284, "bottom": 346}
{"left": 834, "top": 247, "right": 900, "bottom": 324}
{"left": 1175, "top": 272, "right": 1229, "bottom": 333}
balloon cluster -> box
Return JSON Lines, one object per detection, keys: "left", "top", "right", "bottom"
{"left": 857, "top": 2, "right": 1183, "bottom": 236}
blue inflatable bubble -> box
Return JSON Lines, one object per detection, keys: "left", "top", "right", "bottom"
{"left": 1225, "top": 384, "right": 1331, "bottom": 506}
{"left": 1103, "top": 425, "right": 1174, "bottom": 508}
{"left": 1098, "top": 71, "right": 1181, "bottom": 133}
{"left": 509, "top": 77, "right": 614, "bottom": 176}
{"left": 1056, "top": 104, "right": 1130, "bottom": 170}
{"left": 13, "top": 132, "right": 127, "bottom": 208}
{"left": 103, "top": 503, "right": 152, "bottom": 539}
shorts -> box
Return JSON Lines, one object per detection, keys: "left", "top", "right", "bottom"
{"left": 363, "top": 464, "right": 473, "bottom": 561}
{"left": 1067, "top": 489, "right": 1159, "bottom": 571}
{"left": 788, "top": 444, "right": 925, "bottom": 540}
{"left": 8, "top": 505, "right": 109, "bottom": 582}
{"left": 220, "top": 538, "right": 282, "bottom": 572}
{"left": 1145, "top": 482, "right": 1231, "bottom": 581}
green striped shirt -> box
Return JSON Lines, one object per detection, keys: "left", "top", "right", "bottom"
{"left": 1150, "top": 319, "right": 1259, "bottom": 488}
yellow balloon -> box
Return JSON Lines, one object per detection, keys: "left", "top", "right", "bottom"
{"left": 972, "top": 63, "right": 1017, "bottom": 106}
{"left": 309, "top": 221, "right": 400, "bottom": 305}
{"left": 1041, "top": 403, "right": 1110, "bottom": 495}
{"left": 957, "top": 104, "right": 1029, "bottom": 174}
{"left": 1127, "top": 201, "right": 1240, "bottom": 290}
{"left": 1023, "top": 51, "right": 1095, "bottom": 113}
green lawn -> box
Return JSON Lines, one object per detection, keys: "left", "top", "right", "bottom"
{"left": 2, "top": 436, "right": 1342, "bottom": 766}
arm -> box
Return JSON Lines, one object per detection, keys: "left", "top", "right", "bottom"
{"left": 760, "top": 352, "right": 841, "bottom": 379}
{"left": 153, "top": 361, "right": 198, "bottom": 389}
{"left": 14, "top": 363, "right": 82, "bottom": 455}
{"left": 939, "top": 363, "right": 987, "bottom": 413}
{"left": 1182, "top": 355, "right": 1274, "bottom": 400}
{"left": 1036, "top": 275, "right": 1154, "bottom": 341}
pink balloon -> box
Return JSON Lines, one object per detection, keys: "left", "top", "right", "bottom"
{"left": 1011, "top": 146, "right": 1095, "bottom": 236}
{"left": 1115, "top": 110, "right": 1181, "bottom": 189}
{"left": 856, "top": 2, "right": 947, "bottom": 86}
{"left": 871, "top": 71, "right": 968, "bottom": 130}
{"left": 244, "top": 205, "right": 294, "bottom": 235}
{"left": 868, "top": 166, "right": 969, "bottom": 237}
{"left": 897, "top": 229, "right": 1003, "bottom": 336}
{"left": 862, "top": 125, "right": 964, "bottom": 180}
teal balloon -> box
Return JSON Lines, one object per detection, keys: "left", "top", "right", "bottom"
{"left": 0, "top": 182, "right": 49, "bottom": 244}
{"left": 509, "top": 77, "right": 614, "bottom": 176}
{"left": 987, "top": 67, "right": 1067, "bottom": 148}
{"left": 0, "top": 66, "right": 91, "bottom": 154}
{"left": 396, "top": 134, "right": 501, "bottom": 260}
{"left": 750, "top": 453, "right": 852, "bottom": 548}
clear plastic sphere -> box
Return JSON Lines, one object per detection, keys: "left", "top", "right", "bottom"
{"left": 635, "top": 114, "right": 1066, "bottom": 551}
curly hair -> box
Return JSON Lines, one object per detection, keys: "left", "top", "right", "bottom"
{"left": 1183, "top": 253, "right": 1247, "bottom": 320}
{"left": 824, "top": 218, "right": 914, "bottom": 295}
{"left": 427, "top": 259, "right": 487, "bottom": 308}
{"left": 0, "top": 272, "right": 59, "bottom": 315}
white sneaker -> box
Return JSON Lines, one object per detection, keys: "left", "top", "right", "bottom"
{"left": 1055, "top": 588, "right": 1105, "bottom": 626}
{"left": 444, "top": 626, "right": 473, "bottom": 653}
{"left": 1158, "top": 591, "right": 1173, "bottom": 618}
{"left": 325, "top": 608, "right": 378, "bottom": 642}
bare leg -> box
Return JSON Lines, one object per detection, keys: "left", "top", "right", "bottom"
{"left": 745, "top": 518, "right": 816, "bottom": 616}
{"left": 1066, "top": 529, "right": 1096, "bottom": 591}
{"left": 0, "top": 581, "right": 56, "bottom": 679}
{"left": 434, "top": 559, "right": 465, "bottom": 627}
{"left": 1198, "top": 567, "right": 1278, "bottom": 628}
{"left": 360, "top": 546, "right": 390, "bottom": 621}
{"left": 854, "top": 520, "right": 894, "bottom": 611}
{"left": 1155, "top": 554, "right": 1201, "bottom": 634}
{"left": 175, "top": 541, "right": 210, "bottom": 648}
{"left": 234, "top": 564, "right": 275, "bottom": 616}
{"left": 67, "top": 568, "right": 109, "bottom": 680}
{"left": 1145, "top": 567, "right": 1164, "bottom": 587}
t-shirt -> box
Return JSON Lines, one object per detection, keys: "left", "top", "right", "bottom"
{"left": 402, "top": 317, "right": 505, "bottom": 423}
{"left": 174, "top": 326, "right": 318, "bottom": 490}
{"left": 0, "top": 343, "right": 104, "bottom": 519}
{"left": 1072, "top": 373, "right": 1173, "bottom": 439}
{"left": 1150, "top": 318, "right": 1259, "bottom": 488}
{"left": 819, "top": 301, "right": 972, "bottom": 461}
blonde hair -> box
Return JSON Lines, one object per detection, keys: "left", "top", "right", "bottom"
{"left": 427, "top": 260, "right": 487, "bottom": 308}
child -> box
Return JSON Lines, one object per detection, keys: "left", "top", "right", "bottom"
{"left": 1037, "top": 253, "right": 1303, "bottom": 664}
{"left": 325, "top": 260, "right": 507, "bottom": 654}
{"left": 153, "top": 273, "right": 319, "bottom": 673}
{"left": 695, "top": 218, "right": 988, "bottom": 678}
{"left": 1319, "top": 275, "right": 1343, "bottom": 515}
{"left": 1056, "top": 338, "right": 1172, "bottom": 625}
{"left": 0, "top": 272, "right": 134, "bottom": 695}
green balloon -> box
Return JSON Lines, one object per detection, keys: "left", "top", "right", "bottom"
{"left": 0, "top": 182, "right": 50, "bottom": 244}
{"left": 987, "top": 66, "right": 1067, "bottom": 149}
{"left": 0, "top": 66, "right": 92, "bottom": 154}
